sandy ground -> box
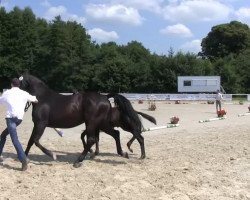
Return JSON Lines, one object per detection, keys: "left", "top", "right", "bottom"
{"left": 0, "top": 101, "right": 250, "bottom": 200}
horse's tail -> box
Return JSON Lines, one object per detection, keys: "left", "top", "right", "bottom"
{"left": 107, "top": 93, "right": 142, "bottom": 130}
{"left": 137, "top": 111, "right": 156, "bottom": 125}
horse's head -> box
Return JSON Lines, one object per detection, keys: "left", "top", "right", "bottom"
{"left": 19, "top": 73, "right": 46, "bottom": 95}
{"left": 19, "top": 73, "right": 29, "bottom": 91}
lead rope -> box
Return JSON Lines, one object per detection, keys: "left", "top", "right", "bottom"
{"left": 24, "top": 102, "right": 31, "bottom": 112}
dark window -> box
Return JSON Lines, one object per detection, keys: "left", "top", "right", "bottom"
{"left": 184, "top": 80, "right": 191, "bottom": 86}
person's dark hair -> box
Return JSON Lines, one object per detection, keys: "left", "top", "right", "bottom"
{"left": 11, "top": 78, "right": 20, "bottom": 87}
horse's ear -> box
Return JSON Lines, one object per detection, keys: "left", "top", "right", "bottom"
{"left": 16, "top": 69, "right": 29, "bottom": 79}
{"left": 16, "top": 70, "right": 22, "bottom": 77}
{"left": 23, "top": 70, "right": 29, "bottom": 75}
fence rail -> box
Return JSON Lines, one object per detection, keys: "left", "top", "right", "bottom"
{"left": 2, "top": 90, "right": 249, "bottom": 101}
{"left": 61, "top": 93, "right": 250, "bottom": 101}
{"left": 119, "top": 93, "right": 250, "bottom": 101}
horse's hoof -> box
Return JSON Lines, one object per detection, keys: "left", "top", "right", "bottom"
{"left": 123, "top": 152, "right": 129, "bottom": 159}
{"left": 89, "top": 153, "right": 96, "bottom": 159}
{"left": 95, "top": 151, "right": 99, "bottom": 156}
{"left": 127, "top": 146, "right": 133, "bottom": 153}
{"left": 52, "top": 153, "right": 57, "bottom": 160}
{"left": 140, "top": 155, "right": 146, "bottom": 159}
{"left": 73, "top": 162, "right": 82, "bottom": 168}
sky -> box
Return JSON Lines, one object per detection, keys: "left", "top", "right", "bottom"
{"left": 1, "top": 0, "right": 250, "bottom": 55}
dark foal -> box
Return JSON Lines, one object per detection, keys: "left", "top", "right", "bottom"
{"left": 82, "top": 93, "right": 156, "bottom": 159}
{"left": 18, "top": 73, "right": 128, "bottom": 167}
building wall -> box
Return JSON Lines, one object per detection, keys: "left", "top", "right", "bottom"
{"left": 178, "top": 76, "right": 220, "bottom": 93}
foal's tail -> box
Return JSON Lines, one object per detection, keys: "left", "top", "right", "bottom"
{"left": 107, "top": 93, "right": 156, "bottom": 128}
{"left": 107, "top": 93, "right": 142, "bottom": 129}
{"left": 137, "top": 112, "right": 156, "bottom": 125}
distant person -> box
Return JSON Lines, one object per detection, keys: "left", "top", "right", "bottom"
{"left": 0, "top": 78, "right": 38, "bottom": 171}
{"left": 215, "top": 90, "right": 223, "bottom": 112}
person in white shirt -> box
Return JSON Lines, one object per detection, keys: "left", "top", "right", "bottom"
{"left": 215, "top": 90, "right": 223, "bottom": 112}
{"left": 0, "top": 78, "right": 38, "bottom": 171}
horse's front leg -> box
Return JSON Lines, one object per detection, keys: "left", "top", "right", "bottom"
{"left": 26, "top": 122, "right": 57, "bottom": 160}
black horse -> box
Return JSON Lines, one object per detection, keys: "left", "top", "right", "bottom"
{"left": 19, "top": 73, "right": 129, "bottom": 167}
{"left": 82, "top": 93, "right": 157, "bottom": 159}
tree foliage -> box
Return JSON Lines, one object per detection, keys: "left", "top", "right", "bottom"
{"left": 201, "top": 21, "right": 250, "bottom": 60}
{"left": 0, "top": 7, "right": 249, "bottom": 93}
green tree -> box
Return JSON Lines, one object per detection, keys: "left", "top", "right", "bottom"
{"left": 231, "top": 49, "right": 250, "bottom": 93}
{"left": 46, "top": 17, "right": 94, "bottom": 91}
{"left": 92, "top": 42, "right": 131, "bottom": 92}
{"left": 120, "top": 41, "right": 153, "bottom": 92}
{"left": 212, "top": 57, "right": 239, "bottom": 93}
{"left": 201, "top": 21, "right": 250, "bottom": 60}
{"left": 149, "top": 54, "right": 176, "bottom": 92}
{"left": 0, "top": 7, "right": 10, "bottom": 88}
{"left": 0, "top": 7, "right": 38, "bottom": 88}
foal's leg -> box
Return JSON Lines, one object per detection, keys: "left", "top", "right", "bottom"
{"left": 127, "top": 136, "right": 136, "bottom": 153}
{"left": 81, "top": 130, "right": 93, "bottom": 154}
{"left": 131, "top": 130, "right": 145, "bottom": 159}
{"left": 94, "top": 130, "right": 100, "bottom": 155}
{"left": 90, "top": 130, "right": 100, "bottom": 156}
{"left": 81, "top": 130, "right": 99, "bottom": 156}
{"left": 104, "top": 128, "right": 129, "bottom": 158}
{"left": 74, "top": 126, "right": 96, "bottom": 168}
{"left": 87, "top": 130, "right": 100, "bottom": 159}
{"left": 122, "top": 124, "right": 145, "bottom": 158}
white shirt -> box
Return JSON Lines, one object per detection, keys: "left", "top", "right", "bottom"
{"left": 0, "top": 87, "right": 37, "bottom": 119}
{"left": 215, "top": 92, "right": 223, "bottom": 101}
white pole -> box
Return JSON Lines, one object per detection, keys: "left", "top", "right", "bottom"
{"left": 238, "top": 112, "right": 250, "bottom": 117}
{"left": 199, "top": 116, "right": 226, "bottom": 123}
{"left": 142, "top": 124, "right": 179, "bottom": 132}
{"left": 54, "top": 128, "right": 64, "bottom": 137}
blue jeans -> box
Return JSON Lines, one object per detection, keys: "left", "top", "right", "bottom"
{"left": 0, "top": 117, "right": 26, "bottom": 162}
{"left": 216, "top": 100, "right": 222, "bottom": 111}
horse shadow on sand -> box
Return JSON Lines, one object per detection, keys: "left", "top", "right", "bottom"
{"left": 1, "top": 150, "right": 130, "bottom": 170}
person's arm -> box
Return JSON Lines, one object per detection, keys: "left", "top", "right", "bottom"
{"left": 0, "top": 93, "right": 6, "bottom": 104}
{"left": 26, "top": 93, "right": 38, "bottom": 103}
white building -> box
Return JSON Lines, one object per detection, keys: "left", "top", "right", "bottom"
{"left": 178, "top": 76, "right": 221, "bottom": 93}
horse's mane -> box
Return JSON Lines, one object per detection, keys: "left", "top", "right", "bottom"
{"left": 26, "top": 74, "right": 46, "bottom": 85}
